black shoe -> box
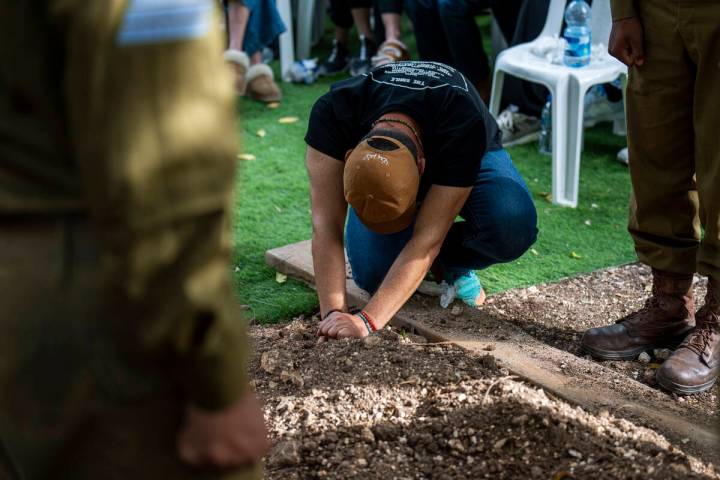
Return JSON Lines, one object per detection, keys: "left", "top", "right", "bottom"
{"left": 349, "top": 35, "right": 376, "bottom": 76}
{"left": 318, "top": 40, "right": 349, "bottom": 76}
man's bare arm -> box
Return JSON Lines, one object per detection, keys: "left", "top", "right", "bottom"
{"left": 306, "top": 146, "right": 349, "bottom": 317}
{"left": 366, "top": 185, "right": 471, "bottom": 326}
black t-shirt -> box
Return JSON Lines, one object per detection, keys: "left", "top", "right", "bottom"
{"left": 304, "top": 61, "right": 503, "bottom": 200}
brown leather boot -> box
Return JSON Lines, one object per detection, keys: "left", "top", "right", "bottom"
{"left": 657, "top": 284, "right": 720, "bottom": 395}
{"left": 581, "top": 269, "right": 695, "bottom": 360}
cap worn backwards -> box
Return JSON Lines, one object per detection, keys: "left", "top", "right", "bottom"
{"left": 343, "top": 130, "right": 420, "bottom": 234}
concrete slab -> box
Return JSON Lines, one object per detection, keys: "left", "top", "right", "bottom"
{"left": 266, "top": 240, "right": 719, "bottom": 465}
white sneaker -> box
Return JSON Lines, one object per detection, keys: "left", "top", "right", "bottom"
{"left": 584, "top": 85, "right": 624, "bottom": 128}
{"left": 616, "top": 147, "right": 629, "bottom": 165}
{"left": 496, "top": 106, "right": 540, "bottom": 147}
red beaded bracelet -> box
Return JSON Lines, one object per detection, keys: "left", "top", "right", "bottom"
{"left": 359, "top": 309, "right": 378, "bottom": 332}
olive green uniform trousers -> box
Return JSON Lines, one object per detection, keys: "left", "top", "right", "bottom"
{"left": 0, "top": 218, "right": 260, "bottom": 480}
{"left": 626, "top": 0, "right": 720, "bottom": 291}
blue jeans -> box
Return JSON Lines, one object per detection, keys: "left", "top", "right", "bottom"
{"left": 224, "top": 0, "right": 286, "bottom": 57}
{"left": 345, "top": 148, "right": 538, "bottom": 293}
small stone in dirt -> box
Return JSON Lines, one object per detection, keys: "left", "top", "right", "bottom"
{"left": 527, "top": 286, "right": 539, "bottom": 294}
{"left": 654, "top": 348, "right": 672, "bottom": 360}
{"left": 480, "top": 354, "right": 497, "bottom": 370}
{"left": 407, "top": 333, "right": 428, "bottom": 344}
{"left": 638, "top": 351, "right": 651, "bottom": 364}
{"left": 260, "top": 350, "right": 282, "bottom": 374}
{"left": 484, "top": 344, "right": 496, "bottom": 351}
{"left": 450, "top": 305, "right": 463, "bottom": 316}
{"left": 568, "top": 449, "right": 582, "bottom": 459}
{"left": 270, "top": 440, "right": 301, "bottom": 467}
{"left": 643, "top": 368, "right": 656, "bottom": 385}
{"left": 511, "top": 414, "right": 528, "bottom": 426}
{"left": 362, "top": 335, "right": 382, "bottom": 349}
{"left": 493, "top": 438, "right": 508, "bottom": 450}
{"left": 357, "top": 458, "right": 368, "bottom": 467}
{"left": 359, "top": 426, "right": 375, "bottom": 443}
{"left": 531, "top": 466, "right": 543, "bottom": 477}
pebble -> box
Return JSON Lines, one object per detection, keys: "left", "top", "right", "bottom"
{"left": 362, "top": 335, "right": 382, "bottom": 349}
{"left": 359, "top": 427, "right": 375, "bottom": 443}
{"left": 261, "top": 350, "right": 282, "bottom": 374}
{"left": 270, "top": 440, "right": 301, "bottom": 467}
{"left": 643, "top": 369, "right": 656, "bottom": 385}
{"left": 638, "top": 351, "right": 651, "bottom": 364}
{"left": 450, "top": 305, "right": 464, "bottom": 316}
{"left": 654, "top": 348, "right": 672, "bottom": 360}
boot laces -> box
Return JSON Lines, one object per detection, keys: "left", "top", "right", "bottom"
{"left": 680, "top": 311, "right": 719, "bottom": 356}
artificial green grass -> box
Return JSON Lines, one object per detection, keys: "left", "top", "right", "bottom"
{"left": 231, "top": 22, "right": 634, "bottom": 323}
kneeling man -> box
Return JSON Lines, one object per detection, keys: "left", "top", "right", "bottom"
{"left": 305, "top": 61, "right": 537, "bottom": 339}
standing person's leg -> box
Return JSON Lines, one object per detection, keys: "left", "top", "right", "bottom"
{"left": 434, "top": 0, "right": 491, "bottom": 101}
{"left": 224, "top": 0, "right": 251, "bottom": 94}
{"left": 241, "top": 0, "right": 285, "bottom": 102}
{"left": 495, "top": 0, "right": 549, "bottom": 117}
{"left": 657, "top": 1, "right": 720, "bottom": 395}
{"left": 348, "top": 0, "right": 377, "bottom": 75}
{"left": 319, "top": 0, "right": 353, "bottom": 75}
{"left": 370, "top": 0, "right": 411, "bottom": 67}
{"left": 404, "top": 0, "right": 454, "bottom": 66}
{"left": 581, "top": 0, "right": 698, "bottom": 362}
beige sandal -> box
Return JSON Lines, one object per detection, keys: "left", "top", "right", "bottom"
{"left": 371, "top": 40, "right": 410, "bottom": 68}
{"left": 223, "top": 49, "right": 249, "bottom": 95}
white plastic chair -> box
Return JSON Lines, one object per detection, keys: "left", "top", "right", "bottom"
{"left": 488, "top": 0, "right": 627, "bottom": 208}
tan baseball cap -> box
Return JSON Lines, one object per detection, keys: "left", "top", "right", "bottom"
{"left": 343, "top": 131, "right": 420, "bottom": 234}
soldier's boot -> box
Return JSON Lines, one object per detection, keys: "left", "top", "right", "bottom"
{"left": 581, "top": 269, "right": 695, "bottom": 360}
{"left": 657, "top": 282, "right": 720, "bottom": 395}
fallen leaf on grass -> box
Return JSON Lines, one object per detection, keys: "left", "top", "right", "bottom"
{"left": 267, "top": 102, "right": 280, "bottom": 109}
{"left": 256, "top": 129, "right": 266, "bottom": 138}
{"left": 584, "top": 219, "right": 592, "bottom": 226}
{"left": 278, "top": 116, "right": 299, "bottom": 124}
{"left": 274, "top": 205, "right": 283, "bottom": 213}
{"left": 569, "top": 251, "right": 582, "bottom": 259}
{"left": 538, "top": 191, "right": 553, "bottom": 203}
{"left": 238, "top": 153, "right": 256, "bottom": 161}
{"left": 530, "top": 248, "right": 539, "bottom": 256}
{"left": 275, "top": 272, "right": 287, "bottom": 283}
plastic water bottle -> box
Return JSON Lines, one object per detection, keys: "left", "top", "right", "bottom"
{"left": 539, "top": 95, "right": 552, "bottom": 155}
{"left": 563, "top": 0, "right": 591, "bottom": 67}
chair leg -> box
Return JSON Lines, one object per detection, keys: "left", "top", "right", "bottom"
{"left": 488, "top": 68, "right": 505, "bottom": 117}
{"left": 297, "top": 0, "right": 315, "bottom": 60}
{"left": 550, "top": 78, "right": 571, "bottom": 207}
{"left": 277, "top": 0, "right": 295, "bottom": 82}
{"left": 556, "top": 76, "right": 589, "bottom": 208}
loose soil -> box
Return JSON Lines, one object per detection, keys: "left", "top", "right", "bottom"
{"left": 461, "top": 264, "right": 716, "bottom": 417}
{"left": 251, "top": 319, "right": 719, "bottom": 479}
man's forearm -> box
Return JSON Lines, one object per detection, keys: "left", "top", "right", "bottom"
{"left": 312, "top": 230, "right": 348, "bottom": 317}
{"left": 363, "top": 237, "right": 441, "bottom": 328}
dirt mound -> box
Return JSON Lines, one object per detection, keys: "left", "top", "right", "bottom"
{"left": 250, "top": 319, "right": 718, "bottom": 479}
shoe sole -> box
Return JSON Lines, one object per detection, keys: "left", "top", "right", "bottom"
{"left": 581, "top": 336, "right": 686, "bottom": 361}
{"left": 581, "top": 343, "right": 649, "bottom": 361}
{"left": 502, "top": 131, "right": 540, "bottom": 148}
{"left": 656, "top": 374, "right": 717, "bottom": 395}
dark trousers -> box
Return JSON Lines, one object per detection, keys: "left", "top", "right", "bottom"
{"left": 405, "top": 0, "right": 550, "bottom": 115}
{"left": 328, "top": 0, "right": 403, "bottom": 43}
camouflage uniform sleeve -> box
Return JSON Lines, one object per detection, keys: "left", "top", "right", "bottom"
{"left": 53, "top": 0, "right": 248, "bottom": 410}
{"left": 610, "top": 0, "right": 638, "bottom": 21}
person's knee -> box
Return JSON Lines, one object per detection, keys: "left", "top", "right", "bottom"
{"left": 348, "top": 260, "right": 383, "bottom": 294}
{"left": 481, "top": 179, "right": 538, "bottom": 262}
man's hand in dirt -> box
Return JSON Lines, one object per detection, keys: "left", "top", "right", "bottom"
{"left": 317, "top": 311, "right": 369, "bottom": 340}
{"left": 608, "top": 17, "right": 645, "bottom": 66}
{"left": 178, "top": 391, "right": 270, "bottom": 469}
